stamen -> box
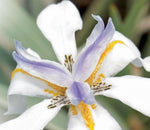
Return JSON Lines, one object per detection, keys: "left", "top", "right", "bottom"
{"left": 91, "top": 81, "right": 112, "bottom": 95}
{"left": 11, "top": 68, "right": 67, "bottom": 96}
{"left": 86, "top": 40, "right": 125, "bottom": 85}
{"left": 77, "top": 101, "right": 95, "bottom": 130}
{"left": 48, "top": 95, "right": 71, "bottom": 109}
{"left": 64, "top": 54, "right": 74, "bottom": 72}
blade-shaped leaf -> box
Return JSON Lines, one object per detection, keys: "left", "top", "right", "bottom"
{"left": 0, "top": 0, "right": 57, "bottom": 61}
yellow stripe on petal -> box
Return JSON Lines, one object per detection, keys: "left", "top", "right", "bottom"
{"left": 70, "top": 105, "right": 78, "bottom": 115}
{"left": 11, "top": 68, "right": 67, "bottom": 96}
{"left": 94, "top": 73, "right": 105, "bottom": 84}
{"left": 77, "top": 101, "right": 95, "bottom": 130}
{"left": 44, "top": 89, "right": 59, "bottom": 96}
{"left": 86, "top": 40, "right": 125, "bottom": 85}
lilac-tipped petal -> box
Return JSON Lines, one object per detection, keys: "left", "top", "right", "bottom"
{"left": 73, "top": 18, "right": 115, "bottom": 82}
{"left": 15, "top": 40, "right": 41, "bottom": 60}
{"left": 13, "top": 52, "right": 73, "bottom": 87}
{"left": 86, "top": 15, "right": 104, "bottom": 47}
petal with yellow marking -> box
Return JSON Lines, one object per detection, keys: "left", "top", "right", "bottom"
{"left": 77, "top": 101, "right": 95, "bottom": 130}
{"left": 7, "top": 68, "right": 67, "bottom": 114}
{"left": 11, "top": 68, "right": 67, "bottom": 96}
{"left": 68, "top": 103, "right": 120, "bottom": 130}
{"left": 72, "top": 18, "right": 115, "bottom": 82}
{"left": 86, "top": 40, "right": 125, "bottom": 85}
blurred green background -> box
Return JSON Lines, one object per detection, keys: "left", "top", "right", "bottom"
{"left": 0, "top": 0, "right": 150, "bottom": 129}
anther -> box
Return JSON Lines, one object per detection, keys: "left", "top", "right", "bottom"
{"left": 64, "top": 54, "right": 74, "bottom": 72}
{"left": 47, "top": 95, "right": 71, "bottom": 109}
{"left": 91, "top": 82, "right": 112, "bottom": 95}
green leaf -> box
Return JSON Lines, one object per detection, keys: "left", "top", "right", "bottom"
{"left": 123, "top": 0, "right": 149, "bottom": 39}
{"left": 0, "top": 84, "right": 8, "bottom": 107}
{"left": 109, "top": 4, "right": 123, "bottom": 31}
{"left": 96, "top": 96, "right": 129, "bottom": 130}
{"left": 76, "top": 0, "right": 117, "bottom": 47}
{"left": 0, "top": 83, "right": 18, "bottom": 123}
{"left": 23, "top": 0, "right": 44, "bottom": 18}
{"left": 47, "top": 107, "right": 68, "bottom": 130}
{"left": 0, "top": 0, "right": 57, "bottom": 61}
{"left": 0, "top": 47, "right": 15, "bottom": 85}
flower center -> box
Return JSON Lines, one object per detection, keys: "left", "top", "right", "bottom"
{"left": 66, "top": 81, "right": 96, "bottom": 105}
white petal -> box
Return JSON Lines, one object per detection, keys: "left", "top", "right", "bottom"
{"left": 112, "top": 31, "right": 140, "bottom": 57}
{"left": 94, "top": 104, "right": 121, "bottom": 130}
{"left": 102, "top": 76, "right": 150, "bottom": 117}
{"left": 37, "top": 1, "right": 82, "bottom": 64}
{"left": 132, "top": 56, "right": 150, "bottom": 72}
{"left": 26, "top": 48, "right": 41, "bottom": 59}
{"left": 0, "top": 99, "right": 62, "bottom": 130}
{"left": 7, "top": 67, "right": 67, "bottom": 114}
{"left": 67, "top": 112, "right": 88, "bottom": 130}
{"left": 96, "top": 31, "right": 141, "bottom": 77}
{"left": 9, "top": 70, "right": 54, "bottom": 98}
{"left": 68, "top": 104, "right": 121, "bottom": 130}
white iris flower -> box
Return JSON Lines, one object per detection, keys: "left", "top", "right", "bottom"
{"left": 0, "top": 1, "right": 150, "bottom": 130}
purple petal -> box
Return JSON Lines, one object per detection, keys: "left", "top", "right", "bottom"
{"left": 86, "top": 15, "right": 104, "bottom": 47}
{"left": 15, "top": 40, "right": 40, "bottom": 60}
{"left": 82, "top": 92, "right": 96, "bottom": 105}
{"left": 73, "top": 18, "right": 115, "bottom": 82}
{"left": 13, "top": 46, "right": 73, "bottom": 87}
{"left": 66, "top": 82, "right": 95, "bottom": 105}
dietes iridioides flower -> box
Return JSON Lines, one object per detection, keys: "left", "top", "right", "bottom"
{"left": 0, "top": 1, "right": 150, "bottom": 130}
